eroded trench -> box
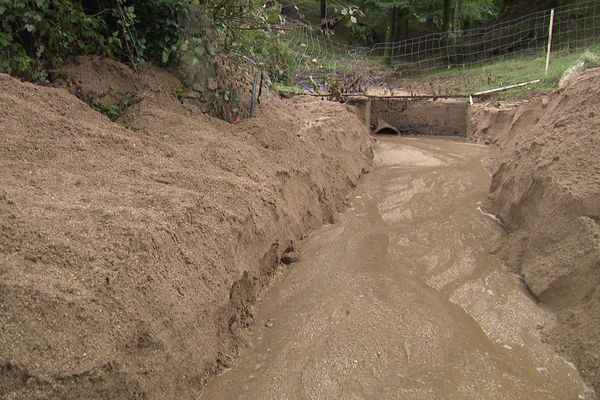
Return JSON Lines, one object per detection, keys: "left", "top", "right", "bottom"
{"left": 202, "top": 101, "right": 590, "bottom": 399}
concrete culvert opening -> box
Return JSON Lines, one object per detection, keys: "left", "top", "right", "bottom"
{"left": 371, "top": 98, "right": 468, "bottom": 137}
{"left": 375, "top": 127, "right": 400, "bottom": 135}
{"left": 374, "top": 126, "right": 400, "bottom": 135}
{"left": 374, "top": 119, "right": 400, "bottom": 135}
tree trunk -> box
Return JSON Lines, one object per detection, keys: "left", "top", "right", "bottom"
{"left": 454, "top": 0, "right": 462, "bottom": 36}
{"left": 383, "top": 7, "right": 395, "bottom": 64}
{"left": 442, "top": 0, "right": 450, "bottom": 32}
{"left": 390, "top": 6, "right": 398, "bottom": 42}
{"left": 320, "top": 0, "right": 327, "bottom": 31}
{"left": 395, "top": 9, "right": 408, "bottom": 41}
{"left": 383, "top": 25, "right": 392, "bottom": 63}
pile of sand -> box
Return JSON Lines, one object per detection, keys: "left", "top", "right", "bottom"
{"left": 0, "top": 58, "right": 371, "bottom": 399}
{"left": 471, "top": 69, "right": 600, "bottom": 394}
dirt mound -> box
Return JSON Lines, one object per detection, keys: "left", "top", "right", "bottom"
{"left": 468, "top": 103, "right": 517, "bottom": 145}
{"left": 473, "top": 69, "right": 600, "bottom": 394}
{"left": 50, "top": 55, "right": 145, "bottom": 120}
{"left": 0, "top": 61, "right": 371, "bottom": 399}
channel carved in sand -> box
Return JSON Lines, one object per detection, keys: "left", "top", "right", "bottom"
{"left": 202, "top": 136, "right": 590, "bottom": 400}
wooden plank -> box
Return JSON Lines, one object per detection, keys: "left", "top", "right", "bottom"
{"left": 472, "top": 79, "right": 542, "bottom": 96}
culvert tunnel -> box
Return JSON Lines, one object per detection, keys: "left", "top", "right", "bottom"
{"left": 373, "top": 120, "right": 401, "bottom": 135}
{"left": 368, "top": 98, "right": 470, "bottom": 137}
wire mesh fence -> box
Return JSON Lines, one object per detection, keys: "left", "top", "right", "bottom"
{"left": 369, "top": 0, "right": 600, "bottom": 72}
{"left": 282, "top": 21, "right": 370, "bottom": 82}
{"left": 282, "top": 0, "right": 600, "bottom": 82}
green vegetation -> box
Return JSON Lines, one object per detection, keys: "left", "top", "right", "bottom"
{"left": 0, "top": 0, "right": 594, "bottom": 114}
{"left": 0, "top": 0, "right": 299, "bottom": 83}
{"left": 172, "top": 85, "right": 189, "bottom": 101}
{"left": 0, "top": 0, "right": 566, "bottom": 80}
{"left": 94, "top": 103, "right": 125, "bottom": 121}
{"left": 0, "top": 1, "right": 584, "bottom": 71}
{"left": 273, "top": 82, "right": 304, "bottom": 94}
{"left": 402, "top": 47, "right": 600, "bottom": 100}
{"left": 287, "top": 0, "right": 558, "bottom": 47}
{"left": 86, "top": 87, "right": 137, "bottom": 121}
{"left": 0, "top": 0, "right": 305, "bottom": 119}
{"left": 0, "top": 0, "right": 192, "bottom": 78}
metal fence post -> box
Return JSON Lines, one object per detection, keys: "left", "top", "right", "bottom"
{"left": 545, "top": 8, "right": 556, "bottom": 77}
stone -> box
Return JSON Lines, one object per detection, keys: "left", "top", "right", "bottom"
{"left": 185, "top": 91, "right": 200, "bottom": 99}
{"left": 192, "top": 83, "right": 205, "bottom": 92}
{"left": 207, "top": 78, "right": 218, "bottom": 91}
{"left": 281, "top": 250, "right": 300, "bottom": 265}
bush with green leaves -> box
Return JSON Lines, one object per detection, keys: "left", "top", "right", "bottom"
{"left": 0, "top": 0, "right": 192, "bottom": 78}
{"left": 0, "top": 0, "right": 110, "bottom": 77}
{"left": 2, "top": 0, "right": 300, "bottom": 81}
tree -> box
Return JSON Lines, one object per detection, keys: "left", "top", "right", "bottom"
{"left": 454, "top": 0, "right": 463, "bottom": 35}
{"left": 359, "top": 0, "right": 502, "bottom": 48}
{"left": 442, "top": 0, "right": 451, "bottom": 32}
{"left": 320, "top": 0, "right": 327, "bottom": 31}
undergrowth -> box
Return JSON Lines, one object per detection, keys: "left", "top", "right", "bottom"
{"left": 0, "top": 0, "right": 307, "bottom": 121}
{"left": 0, "top": 0, "right": 191, "bottom": 79}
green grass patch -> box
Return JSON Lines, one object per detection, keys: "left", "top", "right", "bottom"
{"left": 400, "top": 49, "right": 598, "bottom": 101}
{"left": 273, "top": 82, "right": 304, "bottom": 94}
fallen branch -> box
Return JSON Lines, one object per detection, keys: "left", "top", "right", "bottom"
{"left": 278, "top": 79, "right": 543, "bottom": 101}
{"left": 472, "top": 79, "right": 542, "bottom": 96}
{"left": 348, "top": 93, "right": 472, "bottom": 99}
{"left": 278, "top": 91, "right": 473, "bottom": 100}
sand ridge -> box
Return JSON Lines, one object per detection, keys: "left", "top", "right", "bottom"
{"left": 0, "top": 58, "right": 372, "bottom": 399}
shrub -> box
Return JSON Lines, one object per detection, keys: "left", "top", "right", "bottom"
{"left": 0, "top": 0, "right": 191, "bottom": 78}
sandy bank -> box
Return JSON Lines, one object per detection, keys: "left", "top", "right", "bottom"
{"left": 0, "top": 59, "right": 371, "bottom": 399}
{"left": 471, "top": 69, "right": 600, "bottom": 395}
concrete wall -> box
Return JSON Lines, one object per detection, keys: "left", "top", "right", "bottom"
{"left": 346, "top": 96, "right": 371, "bottom": 137}
{"left": 370, "top": 98, "right": 470, "bottom": 137}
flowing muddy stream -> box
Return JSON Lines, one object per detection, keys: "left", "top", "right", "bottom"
{"left": 203, "top": 137, "right": 589, "bottom": 399}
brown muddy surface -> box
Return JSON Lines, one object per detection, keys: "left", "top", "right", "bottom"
{"left": 202, "top": 137, "right": 590, "bottom": 400}
{"left": 0, "top": 68, "right": 370, "bottom": 400}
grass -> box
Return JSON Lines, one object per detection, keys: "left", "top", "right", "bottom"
{"left": 273, "top": 82, "right": 304, "bottom": 94}
{"left": 399, "top": 47, "right": 600, "bottom": 101}
{"left": 277, "top": 33, "right": 599, "bottom": 102}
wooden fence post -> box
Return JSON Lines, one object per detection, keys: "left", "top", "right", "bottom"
{"left": 545, "top": 8, "right": 556, "bottom": 77}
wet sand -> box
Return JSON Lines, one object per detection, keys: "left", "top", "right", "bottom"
{"left": 202, "top": 137, "right": 588, "bottom": 400}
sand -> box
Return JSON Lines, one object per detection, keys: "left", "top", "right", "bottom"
{"left": 471, "top": 69, "right": 600, "bottom": 394}
{"left": 0, "top": 57, "right": 371, "bottom": 399}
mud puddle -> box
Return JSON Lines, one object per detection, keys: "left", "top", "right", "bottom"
{"left": 202, "top": 137, "right": 589, "bottom": 399}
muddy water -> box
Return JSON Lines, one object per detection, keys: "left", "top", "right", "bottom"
{"left": 202, "top": 137, "right": 589, "bottom": 400}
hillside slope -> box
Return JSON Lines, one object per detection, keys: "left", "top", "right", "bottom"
{"left": 0, "top": 63, "right": 371, "bottom": 399}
